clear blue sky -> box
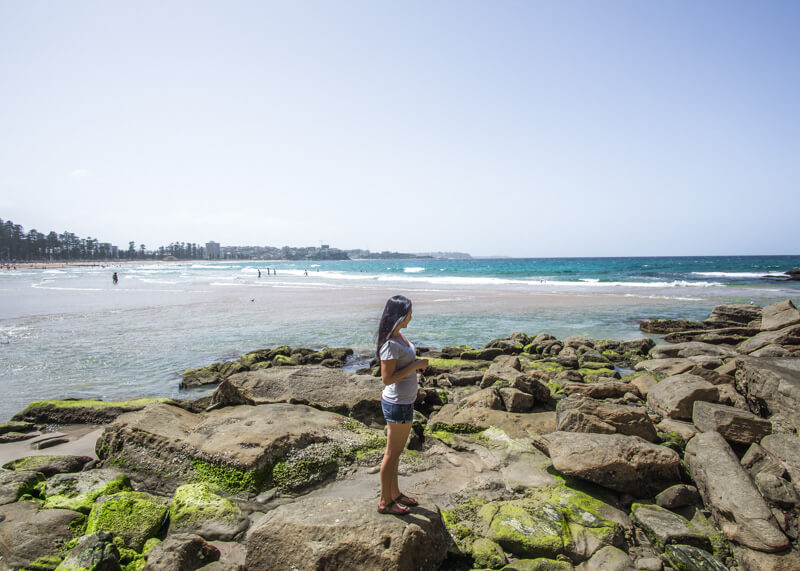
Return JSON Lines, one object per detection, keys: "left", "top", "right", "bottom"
{"left": 1, "top": 1, "right": 798, "bottom": 257}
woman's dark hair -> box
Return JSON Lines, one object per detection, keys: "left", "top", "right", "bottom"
{"left": 376, "top": 295, "right": 412, "bottom": 361}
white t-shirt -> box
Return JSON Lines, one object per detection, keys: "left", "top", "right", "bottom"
{"left": 379, "top": 337, "right": 418, "bottom": 405}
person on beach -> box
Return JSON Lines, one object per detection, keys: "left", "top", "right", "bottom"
{"left": 258, "top": 269, "right": 261, "bottom": 278}
{"left": 376, "top": 295, "right": 428, "bottom": 514}
{"left": 112, "top": 272, "right": 118, "bottom": 285}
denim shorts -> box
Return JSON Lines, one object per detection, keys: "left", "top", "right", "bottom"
{"left": 381, "top": 398, "right": 414, "bottom": 424}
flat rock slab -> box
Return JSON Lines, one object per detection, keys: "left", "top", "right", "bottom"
{"left": 95, "top": 401, "right": 385, "bottom": 497}
{"left": 556, "top": 394, "right": 657, "bottom": 441}
{"left": 635, "top": 358, "right": 696, "bottom": 376}
{"left": 2, "top": 454, "right": 93, "bottom": 476}
{"left": 540, "top": 431, "right": 680, "bottom": 497}
{"left": 760, "top": 433, "right": 800, "bottom": 486}
{"left": 11, "top": 397, "right": 174, "bottom": 424}
{"left": 245, "top": 497, "right": 448, "bottom": 570}
{"left": 211, "top": 366, "right": 384, "bottom": 426}
{"left": 760, "top": 300, "right": 800, "bottom": 332}
{"left": 0, "top": 500, "right": 85, "bottom": 569}
{"left": 649, "top": 342, "right": 737, "bottom": 360}
{"left": 428, "top": 404, "right": 555, "bottom": 439}
{"left": 735, "top": 357, "right": 800, "bottom": 432}
{"left": 647, "top": 374, "right": 718, "bottom": 420}
{"left": 685, "top": 431, "right": 789, "bottom": 552}
{"left": 737, "top": 324, "right": 800, "bottom": 354}
{"left": 692, "top": 401, "right": 772, "bottom": 444}
{"left": 560, "top": 381, "right": 639, "bottom": 399}
{"left": 630, "top": 503, "right": 710, "bottom": 552}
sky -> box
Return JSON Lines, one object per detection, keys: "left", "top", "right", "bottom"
{"left": 1, "top": 1, "right": 798, "bottom": 257}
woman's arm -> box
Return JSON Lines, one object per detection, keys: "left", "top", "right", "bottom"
{"left": 381, "top": 358, "right": 428, "bottom": 386}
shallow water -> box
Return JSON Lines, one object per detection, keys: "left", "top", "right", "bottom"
{"left": 1, "top": 257, "right": 797, "bottom": 422}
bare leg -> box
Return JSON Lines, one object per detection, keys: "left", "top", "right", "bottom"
{"left": 379, "top": 422, "right": 412, "bottom": 507}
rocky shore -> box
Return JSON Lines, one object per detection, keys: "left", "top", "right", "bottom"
{"left": 1, "top": 299, "right": 799, "bottom": 570}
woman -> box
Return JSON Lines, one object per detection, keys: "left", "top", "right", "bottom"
{"left": 376, "top": 295, "right": 428, "bottom": 515}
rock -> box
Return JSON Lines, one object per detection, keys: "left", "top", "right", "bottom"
{"left": 576, "top": 545, "right": 635, "bottom": 570}
{"left": 96, "top": 402, "right": 386, "bottom": 497}
{"left": 635, "top": 556, "right": 662, "bottom": 571}
{"left": 245, "top": 497, "right": 447, "bottom": 570}
{"left": 741, "top": 443, "right": 787, "bottom": 480}
{"left": 737, "top": 325, "right": 800, "bottom": 354}
{"left": 10, "top": 398, "right": 173, "bottom": 424}
{"left": 445, "top": 370, "right": 484, "bottom": 386}
{"left": 42, "top": 468, "right": 132, "bottom": 514}
{"left": 655, "top": 418, "right": 697, "bottom": 443}
{"left": 684, "top": 431, "right": 789, "bottom": 552}
{"left": 751, "top": 344, "right": 793, "bottom": 357}
{"left": 210, "top": 366, "right": 383, "bottom": 426}
{"left": 664, "top": 544, "right": 728, "bottom": 571}
{"left": 0, "top": 420, "right": 35, "bottom": 434}
{"left": 0, "top": 430, "right": 42, "bottom": 443}
{"left": 705, "top": 303, "right": 763, "bottom": 329}
{"left": 481, "top": 364, "right": 550, "bottom": 402}
{"left": 655, "top": 485, "right": 701, "bottom": 510}
{"left": 471, "top": 537, "right": 507, "bottom": 568}
{"left": 735, "top": 357, "right": 800, "bottom": 432}
{"left": 754, "top": 472, "right": 799, "bottom": 508}
{"left": 55, "top": 532, "right": 120, "bottom": 571}
{"left": 541, "top": 432, "right": 680, "bottom": 496}
{"left": 143, "top": 533, "right": 220, "bottom": 570}
{"left": 168, "top": 483, "right": 249, "bottom": 540}
{"left": 692, "top": 401, "right": 772, "bottom": 444}
{"left": 649, "top": 342, "right": 737, "bottom": 360}
{"left": 464, "top": 388, "right": 505, "bottom": 410}
{"left": 429, "top": 404, "right": 555, "bottom": 440}
{"left": 555, "top": 395, "right": 657, "bottom": 441}
{"left": 498, "top": 387, "right": 535, "bottom": 412}
{"left": 640, "top": 319, "right": 705, "bottom": 334}
{"left": 502, "top": 560, "right": 574, "bottom": 570}
{"left": 462, "top": 347, "right": 506, "bottom": 360}
{"left": 0, "top": 470, "right": 45, "bottom": 506}
{"left": 630, "top": 374, "right": 658, "bottom": 398}
{"left": 760, "top": 300, "right": 800, "bottom": 331}
{"left": 715, "top": 383, "right": 749, "bottom": 410}
{"left": 665, "top": 327, "right": 757, "bottom": 345}
{"left": 630, "top": 503, "right": 710, "bottom": 551}
{"left": 0, "top": 500, "right": 85, "bottom": 570}
{"left": 634, "top": 358, "right": 696, "bottom": 376}
{"left": 85, "top": 490, "right": 170, "bottom": 552}
{"left": 494, "top": 354, "right": 522, "bottom": 370}
{"left": 646, "top": 374, "right": 718, "bottom": 420}
{"left": 2, "top": 454, "right": 94, "bottom": 476}
{"left": 760, "top": 433, "right": 800, "bottom": 485}
{"left": 560, "top": 381, "right": 639, "bottom": 399}
{"left": 733, "top": 544, "right": 800, "bottom": 571}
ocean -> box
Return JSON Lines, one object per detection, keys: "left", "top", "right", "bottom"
{"left": 1, "top": 255, "right": 798, "bottom": 422}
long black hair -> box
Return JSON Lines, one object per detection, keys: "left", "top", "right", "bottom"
{"left": 376, "top": 295, "right": 412, "bottom": 362}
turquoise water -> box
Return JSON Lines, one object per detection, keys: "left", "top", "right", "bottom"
{"left": 0, "top": 255, "right": 797, "bottom": 422}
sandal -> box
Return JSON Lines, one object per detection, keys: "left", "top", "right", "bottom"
{"left": 394, "top": 493, "right": 418, "bottom": 507}
{"left": 377, "top": 499, "right": 410, "bottom": 515}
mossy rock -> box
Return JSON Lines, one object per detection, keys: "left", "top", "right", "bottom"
{"left": 11, "top": 398, "right": 172, "bottom": 424}
{"left": 23, "top": 555, "right": 66, "bottom": 570}
{"left": 523, "top": 361, "right": 566, "bottom": 374}
{"left": 480, "top": 501, "right": 564, "bottom": 559}
{"left": 85, "top": 491, "right": 170, "bottom": 552}
{"left": 665, "top": 544, "right": 728, "bottom": 571}
{"left": 272, "top": 354, "right": 296, "bottom": 366}
{"left": 577, "top": 367, "right": 619, "bottom": 381}
{"left": 471, "top": 537, "right": 507, "bottom": 569}
{"left": 168, "top": 483, "right": 246, "bottom": 540}
{"left": 501, "top": 558, "right": 573, "bottom": 570}
{"left": 2, "top": 455, "right": 91, "bottom": 475}
{"left": 43, "top": 470, "right": 132, "bottom": 514}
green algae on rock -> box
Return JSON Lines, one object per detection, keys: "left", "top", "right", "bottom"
{"left": 11, "top": 398, "right": 172, "bottom": 424}
{"left": 168, "top": 483, "right": 247, "bottom": 540}
{"left": 471, "top": 537, "right": 507, "bottom": 569}
{"left": 43, "top": 469, "right": 132, "bottom": 514}
{"left": 85, "top": 491, "right": 169, "bottom": 552}
{"left": 501, "top": 558, "right": 574, "bottom": 570}
{"left": 2, "top": 455, "right": 93, "bottom": 476}
{"left": 665, "top": 544, "right": 728, "bottom": 571}
{"left": 0, "top": 469, "right": 45, "bottom": 505}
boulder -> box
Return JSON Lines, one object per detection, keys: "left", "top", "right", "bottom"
{"left": 0, "top": 470, "right": 45, "bottom": 505}
{"left": 692, "top": 401, "right": 772, "bottom": 444}
{"left": 143, "top": 533, "right": 220, "bottom": 570}
{"left": 664, "top": 327, "right": 757, "bottom": 345}
{"left": 751, "top": 344, "right": 793, "bottom": 358}
{"left": 664, "top": 544, "right": 728, "bottom": 571}
{"left": 56, "top": 532, "right": 121, "bottom": 571}
{"left": 168, "top": 483, "right": 249, "bottom": 540}
{"left": 684, "top": 431, "right": 789, "bottom": 552}
{"left": 760, "top": 433, "right": 800, "bottom": 486}
{"left": 576, "top": 545, "right": 635, "bottom": 571}
{"left": 444, "top": 370, "right": 484, "bottom": 386}
{"left": 428, "top": 404, "right": 555, "bottom": 440}
{"left": 86, "top": 490, "right": 170, "bottom": 552}
{"left": 754, "top": 472, "right": 799, "bottom": 508}
{"left": 655, "top": 484, "right": 701, "bottom": 510}
{"left": 95, "top": 402, "right": 386, "bottom": 497}
{"left": 481, "top": 364, "right": 550, "bottom": 402}
{"left": 630, "top": 503, "right": 711, "bottom": 552}
{"left": 741, "top": 443, "right": 787, "bottom": 480}
{"left": 0, "top": 500, "right": 85, "bottom": 570}
{"left": 646, "top": 374, "right": 718, "bottom": 420}
{"left": 760, "top": 300, "right": 800, "bottom": 331}
{"left": 630, "top": 374, "right": 658, "bottom": 397}
{"left": 2, "top": 454, "right": 94, "bottom": 476}
{"left": 42, "top": 468, "right": 132, "bottom": 513}
{"left": 649, "top": 342, "right": 737, "bottom": 360}
{"left": 498, "top": 387, "right": 535, "bottom": 412}
{"left": 210, "top": 366, "right": 383, "bottom": 426}
{"left": 494, "top": 354, "right": 522, "bottom": 370}
{"left": 639, "top": 318, "right": 705, "bottom": 334}
{"left": 11, "top": 397, "right": 173, "bottom": 424}
{"left": 561, "top": 381, "right": 639, "bottom": 399}
{"left": 737, "top": 324, "right": 800, "bottom": 354}
{"left": 540, "top": 432, "right": 680, "bottom": 496}
{"left": 734, "top": 544, "right": 800, "bottom": 571}
{"left": 556, "top": 395, "right": 657, "bottom": 441}
{"left": 705, "top": 303, "right": 762, "bottom": 329}
{"left": 735, "top": 357, "right": 800, "bottom": 432}
{"left": 634, "top": 358, "right": 695, "bottom": 376}
{"left": 656, "top": 418, "right": 697, "bottom": 443}
{"left": 463, "top": 388, "right": 505, "bottom": 410}
{"left": 245, "top": 497, "right": 448, "bottom": 570}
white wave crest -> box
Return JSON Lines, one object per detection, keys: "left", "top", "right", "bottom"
{"left": 403, "top": 267, "right": 425, "bottom": 273}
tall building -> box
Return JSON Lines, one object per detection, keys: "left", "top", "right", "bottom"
{"left": 205, "top": 241, "right": 221, "bottom": 259}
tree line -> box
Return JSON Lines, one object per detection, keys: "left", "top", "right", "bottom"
{"left": 0, "top": 217, "right": 205, "bottom": 261}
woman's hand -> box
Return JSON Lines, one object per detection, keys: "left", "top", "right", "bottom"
{"left": 415, "top": 358, "right": 429, "bottom": 371}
